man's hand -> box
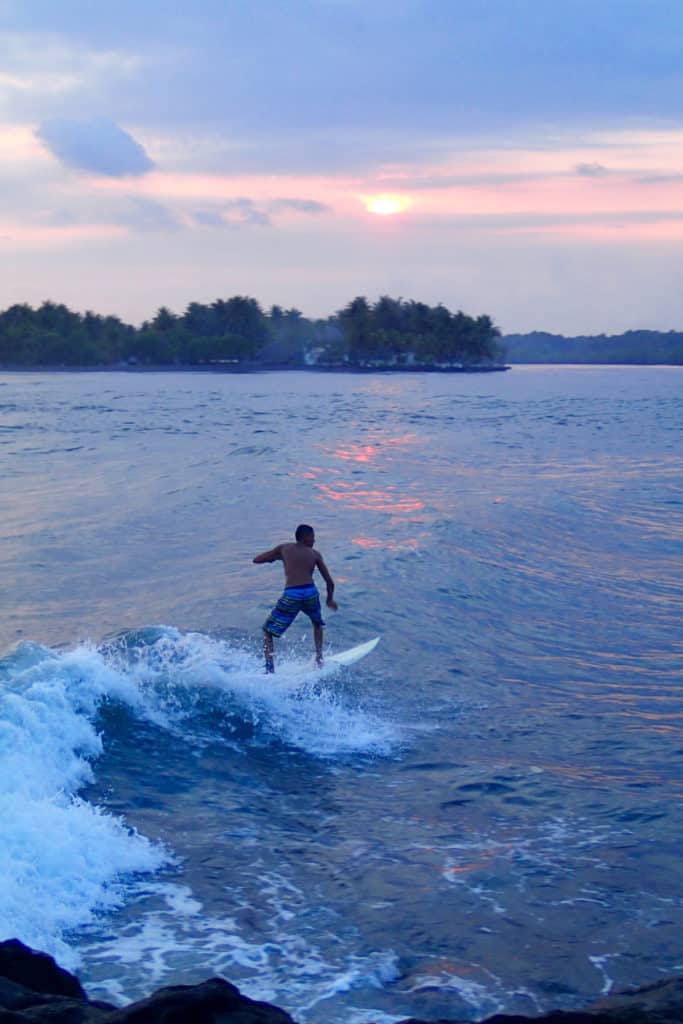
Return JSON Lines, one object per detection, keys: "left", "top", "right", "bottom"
{"left": 326, "top": 597, "right": 338, "bottom": 611}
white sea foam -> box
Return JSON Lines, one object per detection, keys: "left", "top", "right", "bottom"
{"left": 403, "top": 966, "right": 503, "bottom": 1014}
{"left": 99, "top": 627, "right": 399, "bottom": 758}
{"left": 0, "top": 642, "right": 167, "bottom": 968}
{"left": 79, "top": 881, "right": 400, "bottom": 1018}
{"left": 345, "top": 1012, "right": 405, "bottom": 1024}
{"left": 589, "top": 954, "right": 617, "bottom": 995}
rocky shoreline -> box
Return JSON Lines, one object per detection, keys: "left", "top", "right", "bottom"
{"left": 2, "top": 939, "right": 683, "bottom": 1024}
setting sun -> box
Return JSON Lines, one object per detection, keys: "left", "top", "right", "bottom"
{"left": 364, "top": 193, "right": 412, "bottom": 216}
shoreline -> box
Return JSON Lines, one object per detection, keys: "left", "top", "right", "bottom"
{"left": 2, "top": 361, "right": 683, "bottom": 374}
{"left": 2, "top": 939, "right": 683, "bottom": 1024}
{"left": 0, "top": 362, "right": 511, "bottom": 374}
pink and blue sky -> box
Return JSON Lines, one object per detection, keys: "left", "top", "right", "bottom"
{"left": 3, "top": 0, "right": 683, "bottom": 334}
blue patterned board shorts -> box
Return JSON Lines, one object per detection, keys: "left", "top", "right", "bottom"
{"left": 263, "top": 584, "right": 326, "bottom": 638}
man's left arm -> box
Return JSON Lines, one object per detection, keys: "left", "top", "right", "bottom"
{"left": 316, "top": 554, "right": 338, "bottom": 610}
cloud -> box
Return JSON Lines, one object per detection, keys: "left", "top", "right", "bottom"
{"left": 435, "top": 209, "right": 683, "bottom": 231}
{"left": 110, "top": 196, "right": 180, "bottom": 232}
{"left": 223, "top": 198, "right": 271, "bottom": 226}
{"left": 637, "top": 173, "right": 683, "bottom": 184}
{"left": 193, "top": 210, "right": 227, "bottom": 228}
{"left": 36, "top": 117, "right": 154, "bottom": 177}
{"left": 11, "top": 192, "right": 175, "bottom": 236}
{"left": 191, "top": 199, "right": 271, "bottom": 228}
{"left": 268, "top": 198, "right": 329, "bottom": 214}
{"left": 377, "top": 171, "right": 555, "bottom": 190}
{"left": 190, "top": 196, "right": 329, "bottom": 228}
{"left": 575, "top": 161, "right": 609, "bottom": 176}
{"left": 0, "top": 30, "right": 145, "bottom": 123}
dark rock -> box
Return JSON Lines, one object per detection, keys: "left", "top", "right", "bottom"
{"left": 398, "top": 977, "right": 683, "bottom": 1024}
{"left": 398, "top": 1016, "right": 602, "bottom": 1024}
{"left": 0, "top": 1003, "right": 105, "bottom": 1023}
{"left": 0, "top": 978, "right": 52, "bottom": 1012}
{"left": 0, "top": 943, "right": 85, "bottom": 1002}
{"left": 99, "top": 978, "right": 296, "bottom": 1024}
{"left": 589, "top": 977, "right": 683, "bottom": 1023}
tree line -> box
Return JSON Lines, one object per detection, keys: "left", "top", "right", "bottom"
{"left": 0, "top": 295, "right": 503, "bottom": 368}
{"left": 503, "top": 330, "right": 683, "bottom": 365}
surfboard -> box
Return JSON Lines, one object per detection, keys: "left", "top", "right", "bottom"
{"left": 312, "top": 636, "right": 380, "bottom": 669}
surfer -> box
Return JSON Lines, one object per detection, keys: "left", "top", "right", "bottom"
{"left": 253, "top": 524, "right": 338, "bottom": 673}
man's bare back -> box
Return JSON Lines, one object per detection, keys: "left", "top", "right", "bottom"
{"left": 264, "top": 541, "right": 323, "bottom": 588}
{"left": 253, "top": 532, "right": 336, "bottom": 596}
{"left": 281, "top": 542, "right": 316, "bottom": 586}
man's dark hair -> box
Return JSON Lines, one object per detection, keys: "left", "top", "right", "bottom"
{"left": 295, "top": 524, "right": 314, "bottom": 542}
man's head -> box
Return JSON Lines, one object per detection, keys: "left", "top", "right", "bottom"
{"left": 295, "top": 523, "right": 315, "bottom": 546}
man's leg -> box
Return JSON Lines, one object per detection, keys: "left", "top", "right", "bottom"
{"left": 263, "top": 630, "right": 275, "bottom": 673}
{"left": 313, "top": 624, "right": 324, "bottom": 667}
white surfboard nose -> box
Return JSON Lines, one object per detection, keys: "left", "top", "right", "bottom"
{"left": 323, "top": 636, "right": 380, "bottom": 667}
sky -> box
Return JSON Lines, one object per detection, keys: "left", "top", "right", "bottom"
{"left": 3, "top": 0, "right": 683, "bottom": 335}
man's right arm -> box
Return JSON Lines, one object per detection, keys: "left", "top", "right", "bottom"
{"left": 253, "top": 544, "right": 283, "bottom": 564}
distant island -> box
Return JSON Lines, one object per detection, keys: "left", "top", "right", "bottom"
{"left": 503, "top": 330, "right": 683, "bottom": 365}
{"left": 0, "top": 295, "right": 505, "bottom": 371}
{"left": 3, "top": 298, "right": 680, "bottom": 370}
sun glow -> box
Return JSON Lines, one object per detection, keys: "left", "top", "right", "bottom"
{"left": 364, "top": 193, "right": 412, "bottom": 216}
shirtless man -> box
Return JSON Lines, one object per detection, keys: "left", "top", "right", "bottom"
{"left": 253, "top": 524, "right": 338, "bottom": 673}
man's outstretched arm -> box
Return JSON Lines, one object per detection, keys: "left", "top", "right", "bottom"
{"left": 253, "top": 545, "right": 283, "bottom": 564}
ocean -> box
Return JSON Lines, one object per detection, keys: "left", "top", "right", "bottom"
{"left": 0, "top": 366, "right": 681, "bottom": 1023}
